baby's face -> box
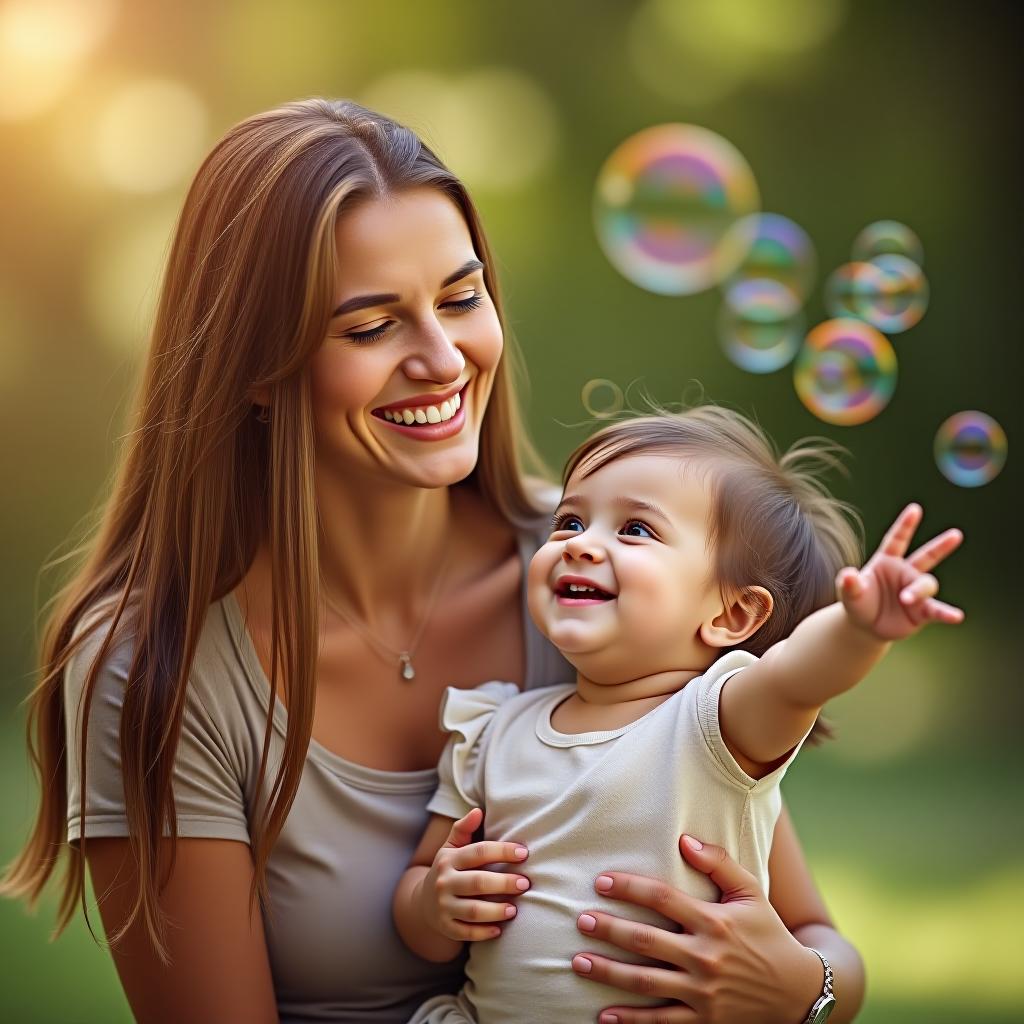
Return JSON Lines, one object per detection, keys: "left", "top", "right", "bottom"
{"left": 527, "top": 453, "right": 725, "bottom": 682}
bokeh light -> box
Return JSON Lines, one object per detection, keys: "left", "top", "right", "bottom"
{"left": 361, "top": 68, "right": 558, "bottom": 191}
{"left": 794, "top": 318, "right": 897, "bottom": 425}
{"left": 581, "top": 378, "right": 624, "bottom": 419}
{"left": 629, "top": 0, "right": 848, "bottom": 105}
{"left": 0, "top": 0, "right": 117, "bottom": 121}
{"left": 594, "top": 123, "right": 760, "bottom": 295}
{"left": 934, "top": 411, "right": 1008, "bottom": 487}
{"left": 83, "top": 201, "right": 179, "bottom": 358}
{"left": 717, "top": 212, "right": 816, "bottom": 301}
{"left": 719, "top": 278, "right": 804, "bottom": 372}
{"left": 852, "top": 219, "right": 924, "bottom": 265}
{"left": 93, "top": 78, "right": 209, "bottom": 193}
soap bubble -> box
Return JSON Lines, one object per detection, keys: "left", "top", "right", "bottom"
{"left": 594, "top": 123, "right": 760, "bottom": 295}
{"left": 794, "top": 319, "right": 897, "bottom": 425}
{"left": 852, "top": 220, "right": 924, "bottom": 266}
{"left": 824, "top": 256, "right": 928, "bottom": 334}
{"left": 719, "top": 279, "right": 804, "bottom": 372}
{"left": 581, "top": 378, "right": 625, "bottom": 419}
{"left": 824, "top": 261, "right": 884, "bottom": 319}
{"left": 934, "top": 411, "right": 1007, "bottom": 487}
{"left": 853, "top": 254, "right": 929, "bottom": 334}
{"left": 717, "top": 212, "right": 816, "bottom": 301}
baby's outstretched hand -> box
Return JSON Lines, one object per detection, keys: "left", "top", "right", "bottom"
{"left": 417, "top": 807, "right": 531, "bottom": 944}
{"left": 837, "top": 502, "right": 964, "bottom": 641}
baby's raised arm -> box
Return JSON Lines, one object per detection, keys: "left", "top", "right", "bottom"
{"left": 719, "top": 503, "right": 963, "bottom": 771}
{"left": 392, "top": 807, "right": 531, "bottom": 963}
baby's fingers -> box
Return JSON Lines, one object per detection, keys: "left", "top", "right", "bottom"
{"left": 450, "top": 869, "right": 530, "bottom": 897}
{"left": 920, "top": 597, "right": 966, "bottom": 625}
{"left": 445, "top": 919, "right": 507, "bottom": 943}
{"left": 900, "top": 574, "right": 939, "bottom": 605}
{"left": 443, "top": 808, "right": 483, "bottom": 851}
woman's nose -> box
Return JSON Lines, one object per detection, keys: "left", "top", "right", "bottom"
{"left": 402, "top": 317, "right": 466, "bottom": 383}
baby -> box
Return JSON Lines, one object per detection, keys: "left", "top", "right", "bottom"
{"left": 393, "top": 405, "right": 963, "bottom": 1024}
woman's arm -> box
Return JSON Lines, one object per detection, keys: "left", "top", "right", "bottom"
{"left": 767, "top": 804, "right": 866, "bottom": 1024}
{"left": 85, "top": 837, "right": 278, "bottom": 1024}
{"left": 570, "top": 805, "right": 865, "bottom": 1023}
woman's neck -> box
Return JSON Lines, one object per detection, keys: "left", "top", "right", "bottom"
{"left": 314, "top": 464, "right": 456, "bottom": 626}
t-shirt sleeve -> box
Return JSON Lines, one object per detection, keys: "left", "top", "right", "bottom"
{"left": 694, "top": 649, "right": 812, "bottom": 792}
{"left": 425, "top": 681, "right": 521, "bottom": 821}
{"left": 64, "top": 606, "right": 250, "bottom": 844}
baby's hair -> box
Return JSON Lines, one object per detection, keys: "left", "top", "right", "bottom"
{"left": 563, "top": 404, "right": 864, "bottom": 740}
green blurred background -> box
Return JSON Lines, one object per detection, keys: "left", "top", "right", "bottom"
{"left": 1, "top": 1, "right": 1021, "bottom": 1021}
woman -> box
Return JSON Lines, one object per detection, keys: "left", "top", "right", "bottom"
{"left": 2, "top": 99, "right": 864, "bottom": 1023}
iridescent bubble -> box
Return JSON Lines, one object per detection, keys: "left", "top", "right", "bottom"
{"left": 824, "top": 261, "right": 886, "bottom": 319}
{"left": 824, "top": 256, "right": 928, "bottom": 334}
{"left": 934, "top": 411, "right": 1007, "bottom": 487}
{"left": 717, "top": 213, "right": 816, "bottom": 301}
{"left": 719, "top": 279, "right": 804, "bottom": 373}
{"left": 852, "top": 220, "right": 924, "bottom": 266}
{"left": 581, "top": 378, "right": 624, "bottom": 419}
{"left": 794, "top": 319, "right": 897, "bottom": 426}
{"left": 854, "top": 254, "right": 929, "bottom": 334}
{"left": 594, "top": 123, "right": 760, "bottom": 295}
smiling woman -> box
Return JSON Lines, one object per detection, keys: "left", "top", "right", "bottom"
{"left": 2, "top": 98, "right": 864, "bottom": 1024}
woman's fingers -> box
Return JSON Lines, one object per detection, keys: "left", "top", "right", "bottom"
{"left": 450, "top": 868, "right": 530, "bottom": 897}
{"left": 907, "top": 527, "right": 963, "bottom": 572}
{"left": 590, "top": 872, "right": 712, "bottom": 933}
{"left": 592, "top": 1006, "right": 698, "bottom": 1024}
{"left": 570, "top": 951, "right": 697, "bottom": 1007}
{"left": 576, "top": 910, "right": 699, "bottom": 972}
{"left": 451, "top": 840, "right": 528, "bottom": 869}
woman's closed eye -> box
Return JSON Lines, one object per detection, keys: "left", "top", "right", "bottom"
{"left": 342, "top": 291, "right": 485, "bottom": 344}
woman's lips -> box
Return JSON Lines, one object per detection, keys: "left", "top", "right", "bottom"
{"left": 372, "top": 385, "right": 468, "bottom": 441}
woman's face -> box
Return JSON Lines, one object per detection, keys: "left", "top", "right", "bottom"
{"left": 309, "top": 187, "right": 503, "bottom": 489}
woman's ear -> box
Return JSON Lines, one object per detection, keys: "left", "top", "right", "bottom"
{"left": 699, "top": 586, "right": 773, "bottom": 649}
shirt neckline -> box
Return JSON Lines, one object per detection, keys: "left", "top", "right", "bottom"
{"left": 219, "top": 524, "right": 540, "bottom": 792}
{"left": 534, "top": 684, "right": 686, "bottom": 749}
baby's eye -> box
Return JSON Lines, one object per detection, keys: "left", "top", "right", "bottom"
{"left": 621, "top": 520, "right": 653, "bottom": 538}
{"left": 550, "top": 512, "right": 584, "bottom": 534}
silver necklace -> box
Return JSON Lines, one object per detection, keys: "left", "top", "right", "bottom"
{"left": 320, "top": 541, "right": 453, "bottom": 681}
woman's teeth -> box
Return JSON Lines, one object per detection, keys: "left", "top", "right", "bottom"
{"left": 383, "top": 391, "right": 461, "bottom": 425}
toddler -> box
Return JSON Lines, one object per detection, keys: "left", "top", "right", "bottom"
{"left": 393, "top": 405, "right": 963, "bottom": 1023}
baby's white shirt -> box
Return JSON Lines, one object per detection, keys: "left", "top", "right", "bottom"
{"left": 424, "top": 650, "right": 812, "bottom": 1023}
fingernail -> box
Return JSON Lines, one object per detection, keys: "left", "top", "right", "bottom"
{"left": 596, "top": 875, "right": 613, "bottom": 892}
{"left": 505, "top": 905, "right": 517, "bottom": 918}
{"left": 601, "top": 1016, "right": 620, "bottom": 1024}
{"left": 515, "top": 847, "right": 528, "bottom": 860}
{"left": 900, "top": 590, "right": 913, "bottom": 603}
{"left": 572, "top": 955, "right": 592, "bottom": 974}
{"left": 516, "top": 877, "right": 530, "bottom": 891}
{"left": 578, "top": 913, "right": 597, "bottom": 932}
{"left": 683, "top": 834, "right": 703, "bottom": 851}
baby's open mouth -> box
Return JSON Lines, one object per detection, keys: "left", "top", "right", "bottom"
{"left": 554, "top": 580, "right": 616, "bottom": 601}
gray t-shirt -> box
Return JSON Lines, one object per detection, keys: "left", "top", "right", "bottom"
{"left": 64, "top": 525, "right": 572, "bottom": 1024}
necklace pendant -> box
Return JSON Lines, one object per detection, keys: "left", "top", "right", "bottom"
{"left": 399, "top": 652, "right": 415, "bottom": 681}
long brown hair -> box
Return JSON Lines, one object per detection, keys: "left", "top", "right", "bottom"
{"left": 1, "top": 98, "right": 550, "bottom": 959}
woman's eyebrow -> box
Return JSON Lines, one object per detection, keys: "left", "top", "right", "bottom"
{"left": 330, "top": 259, "right": 485, "bottom": 319}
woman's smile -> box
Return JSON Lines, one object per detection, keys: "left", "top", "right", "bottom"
{"left": 371, "top": 382, "right": 470, "bottom": 441}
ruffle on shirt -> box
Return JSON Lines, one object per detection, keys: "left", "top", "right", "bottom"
{"left": 437, "top": 681, "right": 520, "bottom": 810}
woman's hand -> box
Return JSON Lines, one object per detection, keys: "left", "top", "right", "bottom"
{"left": 571, "top": 835, "right": 824, "bottom": 1024}
{"left": 415, "top": 807, "right": 531, "bottom": 943}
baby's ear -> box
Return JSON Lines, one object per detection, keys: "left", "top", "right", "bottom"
{"left": 699, "top": 586, "right": 773, "bottom": 649}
